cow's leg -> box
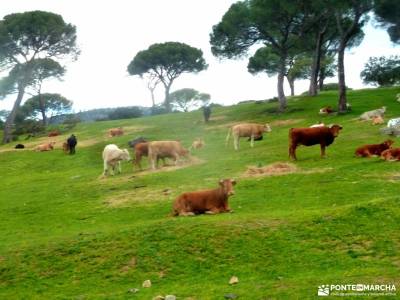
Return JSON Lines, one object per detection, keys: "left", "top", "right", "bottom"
{"left": 179, "top": 212, "right": 195, "bottom": 216}
{"left": 289, "top": 143, "right": 297, "bottom": 160}
{"left": 205, "top": 208, "right": 221, "bottom": 214}
{"left": 118, "top": 161, "right": 122, "bottom": 174}
{"left": 103, "top": 161, "right": 109, "bottom": 176}
{"left": 250, "top": 134, "right": 254, "bottom": 147}
{"left": 320, "top": 144, "right": 326, "bottom": 158}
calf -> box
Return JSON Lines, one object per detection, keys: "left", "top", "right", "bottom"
{"left": 381, "top": 148, "right": 400, "bottom": 161}
{"left": 148, "top": 141, "right": 189, "bottom": 170}
{"left": 226, "top": 123, "right": 271, "bottom": 150}
{"left": 15, "top": 144, "right": 25, "bottom": 149}
{"left": 189, "top": 138, "right": 205, "bottom": 150}
{"left": 319, "top": 106, "right": 334, "bottom": 115}
{"left": 173, "top": 179, "right": 236, "bottom": 216}
{"left": 372, "top": 116, "right": 384, "bottom": 125}
{"left": 102, "top": 144, "right": 131, "bottom": 176}
{"left": 289, "top": 125, "right": 342, "bottom": 160}
{"left": 62, "top": 142, "right": 69, "bottom": 153}
{"left": 108, "top": 127, "right": 124, "bottom": 137}
{"left": 355, "top": 140, "right": 394, "bottom": 157}
{"left": 34, "top": 142, "right": 56, "bottom": 152}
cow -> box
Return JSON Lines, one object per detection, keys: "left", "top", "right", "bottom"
{"left": 102, "top": 144, "right": 131, "bottom": 176}
{"left": 310, "top": 122, "right": 325, "bottom": 128}
{"left": 189, "top": 138, "right": 205, "bottom": 150}
{"left": 67, "top": 134, "right": 77, "bottom": 154}
{"left": 355, "top": 140, "right": 394, "bottom": 157}
{"left": 381, "top": 148, "right": 400, "bottom": 161}
{"left": 48, "top": 130, "right": 60, "bottom": 137}
{"left": 128, "top": 136, "right": 147, "bottom": 148}
{"left": 15, "top": 144, "right": 25, "bottom": 149}
{"left": 319, "top": 106, "right": 334, "bottom": 115}
{"left": 62, "top": 142, "right": 69, "bottom": 153}
{"left": 133, "top": 142, "right": 166, "bottom": 170}
{"left": 172, "top": 179, "right": 236, "bottom": 216}
{"left": 372, "top": 116, "right": 384, "bottom": 125}
{"left": 226, "top": 123, "right": 271, "bottom": 150}
{"left": 148, "top": 141, "right": 189, "bottom": 170}
{"left": 289, "top": 125, "right": 342, "bottom": 160}
{"left": 108, "top": 127, "right": 124, "bottom": 137}
{"left": 34, "top": 142, "right": 56, "bottom": 152}
{"left": 387, "top": 117, "right": 400, "bottom": 128}
{"left": 359, "top": 106, "right": 386, "bottom": 121}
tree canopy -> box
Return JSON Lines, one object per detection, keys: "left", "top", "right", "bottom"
{"left": 360, "top": 55, "right": 400, "bottom": 86}
{"left": 374, "top": 0, "right": 400, "bottom": 44}
{"left": 169, "top": 88, "right": 206, "bottom": 112}
{"left": 127, "top": 42, "right": 207, "bottom": 111}
{"left": 0, "top": 10, "right": 79, "bottom": 143}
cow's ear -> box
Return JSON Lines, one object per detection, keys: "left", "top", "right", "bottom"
{"left": 219, "top": 179, "right": 224, "bottom": 186}
{"left": 231, "top": 179, "right": 237, "bottom": 185}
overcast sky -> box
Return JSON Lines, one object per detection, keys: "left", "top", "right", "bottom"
{"left": 0, "top": 0, "right": 399, "bottom": 112}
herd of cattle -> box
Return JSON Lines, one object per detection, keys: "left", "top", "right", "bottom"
{"left": 12, "top": 105, "right": 400, "bottom": 216}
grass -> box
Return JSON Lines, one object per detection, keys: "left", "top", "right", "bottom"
{"left": 1, "top": 86, "right": 400, "bottom": 299}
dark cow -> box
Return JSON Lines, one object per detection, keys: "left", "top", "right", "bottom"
{"left": 289, "top": 125, "right": 343, "bottom": 160}
{"left": 173, "top": 179, "right": 236, "bottom": 216}
{"left": 15, "top": 144, "right": 25, "bottom": 149}
{"left": 128, "top": 136, "right": 147, "bottom": 148}
{"left": 67, "top": 134, "right": 77, "bottom": 154}
{"left": 355, "top": 140, "right": 394, "bottom": 157}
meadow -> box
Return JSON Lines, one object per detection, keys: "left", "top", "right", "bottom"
{"left": 1, "top": 87, "right": 400, "bottom": 299}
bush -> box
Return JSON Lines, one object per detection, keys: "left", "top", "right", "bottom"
{"left": 151, "top": 105, "right": 168, "bottom": 116}
{"left": 14, "top": 119, "right": 45, "bottom": 135}
{"left": 361, "top": 55, "right": 400, "bottom": 86}
{"left": 321, "top": 83, "right": 352, "bottom": 91}
{"left": 108, "top": 107, "right": 142, "bottom": 120}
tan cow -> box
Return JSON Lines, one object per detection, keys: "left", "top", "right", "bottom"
{"left": 226, "top": 123, "right": 271, "bottom": 150}
{"left": 148, "top": 141, "right": 189, "bottom": 170}
{"left": 189, "top": 138, "right": 205, "bottom": 150}
{"left": 34, "top": 142, "right": 56, "bottom": 152}
{"left": 372, "top": 116, "right": 384, "bottom": 125}
{"left": 108, "top": 127, "right": 124, "bottom": 137}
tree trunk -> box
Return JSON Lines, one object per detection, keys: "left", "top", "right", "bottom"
{"left": 38, "top": 93, "right": 47, "bottom": 126}
{"left": 163, "top": 83, "right": 172, "bottom": 112}
{"left": 337, "top": 41, "right": 347, "bottom": 112}
{"left": 277, "top": 58, "right": 287, "bottom": 111}
{"left": 287, "top": 76, "right": 295, "bottom": 96}
{"left": 2, "top": 84, "right": 25, "bottom": 144}
{"left": 308, "top": 31, "right": 324, "bottom": 96}
{"left": 150, "top": 88, "right": 156, "bottom": 107}
{"left": 318, "top": 65, "right": 325, "bottom": 90}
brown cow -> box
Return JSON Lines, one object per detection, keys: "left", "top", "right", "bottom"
{"left": 48, "top": 130, "right": 60, "bottom": 137}
{"left": 132, "top": 142, "right": 167, "bottom": 170}
{"left": 355, "top": 140, "right": 394, "bottom": 157}
{"left": 289, "top": 125, "right": 342, "bottom": 160}
{"left": 148, "top": 141, "right": 189, "bottom": 170}
{"left": 381, "top": 148, "right": 400, "bottom": 161}
{"left": 62, "top": 142, "right": 70, "bottom": 153}
{"left": 34, "top": 142, "right": 56, "bottom": 152}
{"left": 108, "top": 127, "right": 124, "bottom": 137}
{"left": 226, "top": 123, "right": 271, "bottom": 150}
{"left": 173, "top": 179, "right": 236, "bottom": 216}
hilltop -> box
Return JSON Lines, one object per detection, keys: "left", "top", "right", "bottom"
{"left": 0, "top": 86, "right": 399, "bottom": 299}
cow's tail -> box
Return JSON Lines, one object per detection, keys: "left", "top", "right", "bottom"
{"left": 225, "top": 127, "right": 232, "bottom": 146}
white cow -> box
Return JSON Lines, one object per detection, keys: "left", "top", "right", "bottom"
{"left": 387, "top": 117, "right": 400, "bottom": 128}
{"left": 359, "top": 106, "right": 386, "bottom": 120}
{"left": 102, "top": 144, "right": 131, "bottom": 176}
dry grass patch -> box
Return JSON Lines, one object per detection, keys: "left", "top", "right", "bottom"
{"left": 270, "top": 119, "right": 304, "bottom": 127}
{"left": 103, "top": 187, "right": 172, "bottom": 207}
{"left": 243, "top": 162, "right": 332, "bottom": 178}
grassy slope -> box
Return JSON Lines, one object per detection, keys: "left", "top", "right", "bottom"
{"left": 0, "top": 87, "right": 400, "bottom": 299}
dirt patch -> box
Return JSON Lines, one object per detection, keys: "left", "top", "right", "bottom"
{"left": 120, "top": 257, "right": 137, "bottom": 273}
{"left": 270, "top": 119, "right": 304, "bottom": 127}
{"left": 103, "top": 187, "right": 172, "bottom": 207}
{"left": 210, "top": 115, "right": 227, "bottom": 121}
{"left": 243, "top": 162, "right": 332, "bottom": 178}
{"left": 134, "top": 156, "right": 205, "bottom": 176}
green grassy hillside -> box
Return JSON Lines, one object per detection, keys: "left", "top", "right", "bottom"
{"left": 1, "top": 87, "right": 399, "bottom": 299}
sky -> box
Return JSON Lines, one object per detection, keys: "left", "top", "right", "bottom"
{"left": 0, "top": 0, "right": 399, "bottom": 112}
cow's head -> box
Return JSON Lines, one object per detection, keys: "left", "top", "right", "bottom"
{"left": 264, "top": 124, "right": 272, "bottom": 132}
{"left": 381, "top": 149, "right": 392, "bottom": 160}
{"left": 121, "top": 149, "right": 131, "bottom": 161}
{"left": 219, "top": 179, "right": 236, "bottom": 196}
{"left": 383, "top": 139, "right": 394, "bottom": 148}
{"left": 329, "top": 124, "right": 342, "bottom": 137}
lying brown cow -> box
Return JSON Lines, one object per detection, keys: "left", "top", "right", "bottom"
{"left": 34, "top": 142, "right": 56, "bottom": 152}
{"left": 226, "top": 123, "right": 271, "bottom": 150}
{"left": 355, "top": 140, "right": 394, "bottom": 157}
{"left": 148, "top": 141, "right": 189, "bottom": 170}
{"left": 48, "top": 130, "right": 60, "bottom": 137}
{"left": 289, "top": 125, "right": 342, "bottom": 160}
{"left": 319, "top": 106, "right": 334, "bottom": 115}
{"left": 173, "top": 179, "right": 236, "bottom": 216}
{"left": 381, "top": 148, "right": 400, "bottom": 161}
{"left": 108, "top": 127, "right": 124, "bottom": 137}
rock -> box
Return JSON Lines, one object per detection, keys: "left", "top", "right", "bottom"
{"left": 165, "top": 295, "right": 176, "bottom": 300}
{"left": 229, "top": 276, "right": 239, "bottom": 285}
{"left": 142, "top": 279, "right": 152, "bottom": 288}
{"left": 224, "top": 293, "right": 238, "bottom": 299}
{"left": 152, "top": 296, "right": 164, "bottom": 300}
{"left": 128, "top": 288, "right": 139, "bottom": 293}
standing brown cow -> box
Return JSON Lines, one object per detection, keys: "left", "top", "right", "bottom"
{"left": 173, "top": 179, "right": 236, "bottom": 216}
{"left": 148, "top": 141, "right": 189, "bottom": 170}
{"left": 289, "top": 125, "right": 342, "bottom": 160}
